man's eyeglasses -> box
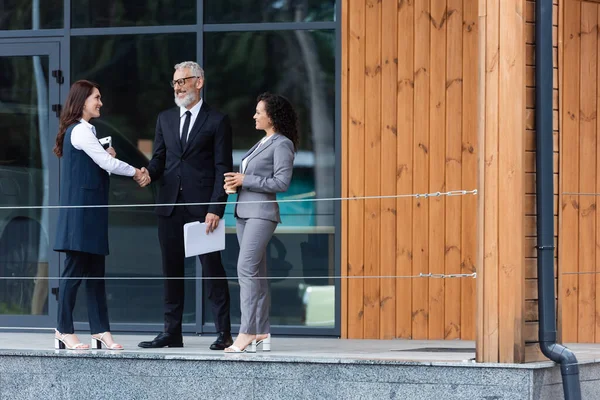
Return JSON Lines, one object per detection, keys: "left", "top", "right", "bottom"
{"left": 170, "top": 76, "right": 200, "bottom": 88}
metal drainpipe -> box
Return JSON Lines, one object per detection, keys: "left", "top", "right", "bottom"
{"left": 535, "top": 0, "right": 581, "bottom": 398}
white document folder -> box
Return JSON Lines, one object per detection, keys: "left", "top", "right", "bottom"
{"left": 183, "top": 221, "right": 225, "bottom": 257}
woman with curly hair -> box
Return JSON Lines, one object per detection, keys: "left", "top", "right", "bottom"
{"left": 223, "top": 92, "right": 298, "bottom": 353}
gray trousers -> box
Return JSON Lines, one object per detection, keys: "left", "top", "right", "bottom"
{"left": 236, "top": 218, "right": 277, "bottom": 334}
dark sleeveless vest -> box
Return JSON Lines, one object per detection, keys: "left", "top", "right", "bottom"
{"left": 54, "top": 122, "right": 110, "bottom": 255}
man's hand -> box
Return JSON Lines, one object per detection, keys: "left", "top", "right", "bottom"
{"left": 134, "top": 167, "right": 151, "bottom": 187}
{"left": 205, "top": 213, "right": 220, "bottom": 234}
{"left": 106, "top": 147, "right": 116, "bottom": 158}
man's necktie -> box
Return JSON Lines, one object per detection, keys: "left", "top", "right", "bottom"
{"left": 181, "top": 111, "right": 191, "bottom": 149}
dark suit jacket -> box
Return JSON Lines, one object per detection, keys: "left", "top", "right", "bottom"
{"left": 147, "top": 102, "right": 233, "bottom": 218}
{"left": 54, "top": 122, "right": 110, "bottom": 255}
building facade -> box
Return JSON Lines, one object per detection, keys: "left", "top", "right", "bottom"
{"left": 3, "top": 0, "right": 599, "bottom": 365}
{"left": 0, "top": 0, "right": 340, "bottom": 337}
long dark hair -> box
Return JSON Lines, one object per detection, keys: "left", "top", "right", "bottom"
{"left": 53, "top": 80, "right": 100, "bottom": 157}
{"left": 257, "top": 92, "right": 299, "bottom": 151}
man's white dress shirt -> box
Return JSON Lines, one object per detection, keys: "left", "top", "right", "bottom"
{"left": 179, "top": 99, "right": 203, "bottom": 140}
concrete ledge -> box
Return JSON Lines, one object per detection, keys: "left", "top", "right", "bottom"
{"left": 0, "top": 351, "right": 597, "bottom": 400}
{"left": 1, "top": 334, "right": 599, "bottom": 399}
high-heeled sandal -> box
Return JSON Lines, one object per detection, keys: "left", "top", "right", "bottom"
{"left": 91, "top": 332, "right": 124, "bottom": 350}
{"left": 54, "top": 330, "right": 89, "bottom": 350}
{"left": 224, "top": 339, "right": 256, "bottom": 353}
{"left": 256, "top": 334, "right": 271, "bottom": 351}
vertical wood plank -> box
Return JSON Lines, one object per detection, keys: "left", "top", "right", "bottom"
{"left": 559, "top": 0, "right": 580, "bottom": 344}
{"left": 380, "top": 0, "right": 398, "bottom": 339}
{"left": 348, "top": 0, "right": 366, "bottom": 338}
{"left": 498, "top": 0, "right": 525, "bottom": 362}
{"left": 428, "top": 0, "right": 447, "bottom": 340}
{"left": 397, "top": 0, "right": 415, "bottom": 339}
{"left": 484, "top": 0, "right": 500, "bottom": 362}
{"left": 445, "top": 0, "right": 463, "bottom": 340}
{"left": 462, "top": 0, "right": 479, "bottom": 340}
{"left": 340, "top": 0, "right": 350, "bottom": 340}
{"left": 596, "top": 3, "right": 600, "bottom": 344}
{"left": 413, "top": 0, "right": 431, "bottom": 339}
{"left": 578, "top": 0, "right": 596, "bottom": 343}
{"left": 364, "top": 0, "right": 382, "bottom": 339}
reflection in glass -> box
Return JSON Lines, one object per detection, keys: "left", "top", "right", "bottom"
{"left": 205, "top": 30, "right": 336, "bottom": 227}
{"left": 0, "top": 0, "right": 63, "bottom": 30}
{"left": 71, "top": 34, "right": 197, "bottom": 324}
{"left": 0, "top": 56, "right": 50, "bottom": 315}
{"left": 209, "top": 231, "right": 335, "bottom": 328}
{"left": 205, "top": 0, "right": 335, "bottom": 24}
{"left": 72, "top": 0, "right": 195, "bottom": 28}
{"left": 204, "top": 30, "right": 336, "bottom": 329}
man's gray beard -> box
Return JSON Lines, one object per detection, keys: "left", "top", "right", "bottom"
{"left": 174, "top": 92, "right": 196, "bottom": 108}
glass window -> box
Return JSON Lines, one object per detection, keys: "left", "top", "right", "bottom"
{"left": 0, "top": 55, "right": 51, "bottom": 315}
{"left": 204, "top": 0, "right": 335, "bottom": 24}
{"left": 0, "top": 1, "right": 63, "bottom": 30}
{"left": 71, "top": 33, "right": 197, "bottom": 324}
{"left": 72, "top": 0, "right": 195, "bottom": 28}
{"left": 203, "top": 30, "right": 336, "bottom": 329}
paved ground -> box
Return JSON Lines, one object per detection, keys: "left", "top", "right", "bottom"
{"left": 0, "top": 331, "right": 476, "bottom": 363}
{"left": 1, "top": 331, "right": 599, "bottom": 367}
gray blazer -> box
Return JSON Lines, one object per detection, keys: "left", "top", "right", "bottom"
{"left": 235, "top": 133, "right": 295, "bottom": 223}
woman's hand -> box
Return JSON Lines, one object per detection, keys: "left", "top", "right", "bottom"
{"left": 106, "top": 147, "right": 116, "bottom": 158}
{"left": 224, "top": 172, "right": 244, "bottom": 189}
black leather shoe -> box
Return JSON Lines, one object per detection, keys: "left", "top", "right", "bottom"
{"left": 210, "top": 331, "right": 233, "bottom": 350}
{"left": 138, "top": 332, "right": 183, "bottom": 349}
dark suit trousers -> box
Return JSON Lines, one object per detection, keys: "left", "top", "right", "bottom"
{"left": 57, "top": 251, "right": 110, "bottom": 334}
{"left": 157, "top": 197, "right": 231, "bottom": 335}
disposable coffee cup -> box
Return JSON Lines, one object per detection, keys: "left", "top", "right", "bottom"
{"left": 224, "top": 176, "right": 236, "bottom": 194}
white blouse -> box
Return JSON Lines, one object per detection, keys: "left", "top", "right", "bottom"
{"left": 71, "top": 119, "right": 136, "bottom": 177}
{"left": 241, "top": 135, "right": 270, "bottom": 174}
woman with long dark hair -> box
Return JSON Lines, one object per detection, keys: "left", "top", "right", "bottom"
{"left": 53, "top": 80, "right": 148, "bottom": 350}
{"left": 223, "top": 92, "right": 299, "bottom": 353}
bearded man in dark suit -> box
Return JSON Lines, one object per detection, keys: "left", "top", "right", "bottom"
{"left": 138, "top": 61, "right": 233, "bottom": 350}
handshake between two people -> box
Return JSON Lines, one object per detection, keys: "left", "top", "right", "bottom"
{"left": 133, "top": 168, "right": 151, "bottom": 187}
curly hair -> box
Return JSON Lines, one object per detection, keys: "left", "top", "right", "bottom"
{"left": 256, "top": 92, "right": 299, "bottom": 151}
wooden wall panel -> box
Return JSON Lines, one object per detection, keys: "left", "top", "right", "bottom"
{"left": 363, "top": 0, "right": 382, "bottom": 339}
{"left": 412, "top": 0, "right": 431, "bottom": 340}
{"left": 396, "top": 0, "right": 415, "bottom": 339}
{"left": 557, "top": 0, "right": 600, "bottom": 344}
{"left": 347, "top": 0, "right": 366, "bottom": 338}
{"left": 477, "top": 0, "right": 527, "bottom": 363}
{"left": 380, "top": 0, "right": 398, "bottom": 340}
{"left": 559, "top": 0, "right": 580, "bottom": 344}
{"left": 428, "top": 0, "right": 447, "bottom": 340}
{"left": 482, "top": 0, "right": 500, "bottom": 362}
{"left": 445, "top": 0, "right": 464, "bottom": 340}
{"left": 577, "top": 1, "right": 597, "bottom": 343}
{"left": 342, "top": 0, "right": 479, "bottom": 341}
{"left": 461, "top": 0, "right": 479, "bottom": 341}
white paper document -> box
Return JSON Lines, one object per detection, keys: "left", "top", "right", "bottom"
{"left": 183, "top": 221, "right": 225, "bottom": 257}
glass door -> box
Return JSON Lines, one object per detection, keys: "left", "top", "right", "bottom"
{"left": 0, "top": 41, "right": 61, "bottom": 328}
